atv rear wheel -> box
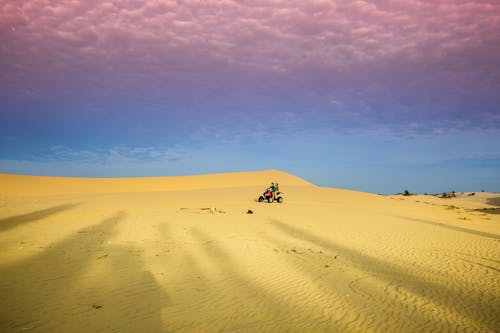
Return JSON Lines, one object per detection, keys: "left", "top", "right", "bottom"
{"left": 277, "top": 196, "right": 283, "bottom": 203}
{"left": 267, "top": 197, "right": 274, "bottom": 203}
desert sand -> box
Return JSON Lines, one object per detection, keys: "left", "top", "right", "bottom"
{"left": 0, "top": 170, "right": 499, "bottom": 332}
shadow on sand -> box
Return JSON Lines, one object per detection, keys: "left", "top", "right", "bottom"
{"left": 0, "top": 203, "right": 80, "bottom": 233}
{"left": 268, "top": 219, "right": 500, "bottom": 332}
{"left": 184, "top": 228, "right": 326, "bottom": 332}
{"left": 0, "top": 211, "right": 170, "bottom": 332}
{"left": 393, "top": 215, "right": 500, "bottom": 239}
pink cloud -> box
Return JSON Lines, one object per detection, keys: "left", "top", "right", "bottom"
{"left": 4, "top": 1, "right": 497, "bottom": 69}
{"left": 0, "top": 0, "right": 499, "bottom": 126}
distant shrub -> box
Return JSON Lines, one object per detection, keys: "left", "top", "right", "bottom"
{"left": 404, "top": 190, "right": 411, "bottom": 196}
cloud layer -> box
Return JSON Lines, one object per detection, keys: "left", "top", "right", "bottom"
{"left": 2, "top": 1, "right": 499, "bottom": 128}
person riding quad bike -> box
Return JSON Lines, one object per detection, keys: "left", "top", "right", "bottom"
{"left": 258, "top": 183, "right": 283, "bottom": 203}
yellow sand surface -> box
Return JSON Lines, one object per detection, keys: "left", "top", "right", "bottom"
{"left": 0, "top": 170, "right": 499, "bottom": 332}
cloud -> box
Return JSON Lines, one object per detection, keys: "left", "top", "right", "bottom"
{"left": 3, "top": 1, "right": 498, "bottom": 78}
{"left": 0, "top": 143, "right": 190, "bottom": 177}
{"left": 47, "top": 145, "right": 186, "bottom": 164}
{"left": 1, "top": 0, "right": 499, "bottom": 134}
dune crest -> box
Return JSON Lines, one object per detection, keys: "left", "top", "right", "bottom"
{"left": 0, "top": 169, "right": 312, "bottom": 197}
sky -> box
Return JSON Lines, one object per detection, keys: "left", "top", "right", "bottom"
{"left": 1, "top": 0, "right": 499, "bottom": 194}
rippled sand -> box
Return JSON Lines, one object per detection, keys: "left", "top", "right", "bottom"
{"left": 0, "top": 171, "right": 499, "bottom": 332}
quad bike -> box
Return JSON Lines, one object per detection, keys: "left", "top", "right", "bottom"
{"left": 258, "top": 190, "right": 283, "bottom": 203}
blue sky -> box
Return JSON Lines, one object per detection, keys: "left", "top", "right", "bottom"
{"left": 1, "top": 0, "right": 499, "bottom": 194}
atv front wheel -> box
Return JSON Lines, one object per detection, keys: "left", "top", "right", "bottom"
{"left": 267, "top": 197, "right": 274, "bottom": 203}
{"left": 258, "top": 196, "right": 265, "bottom": 202}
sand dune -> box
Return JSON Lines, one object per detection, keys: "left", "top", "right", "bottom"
{"left": 0, "top": 170, "right": 311, "bottom": 197}
{"left": 0, "top": 170, "right": 499, "bottom": 332}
